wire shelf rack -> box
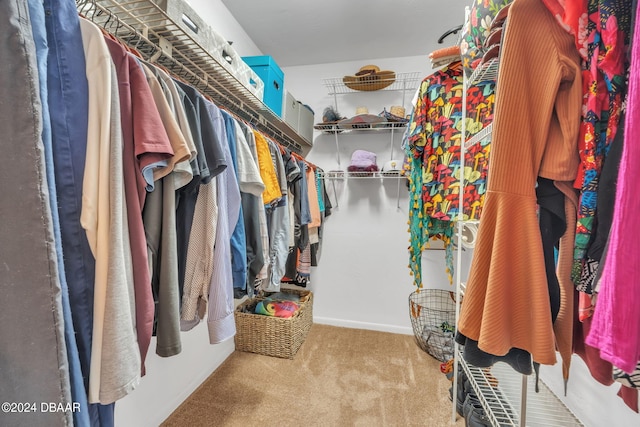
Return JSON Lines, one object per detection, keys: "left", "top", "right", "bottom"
{"left": 458, "top": 351, "right": 584, "bottom": 426}
{"left": 469, "top": 57, "right": 499, "bottom": 86}
{"left": 465, "top": 122, "right": 493, "bottom": 149}
{"left": 313, "top": 121, "right": 408, "bottom": 133}
{"left": 318, "top": 170, "right": 408, "bottom": 180}
{"left": 322, "top": 72, "right": 422, "bottom": 95}
{"left": 76, "top": 0, "right": 311, "bottom": 153}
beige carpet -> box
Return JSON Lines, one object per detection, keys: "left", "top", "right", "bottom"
{"left": 162, "top": 324, "right": 463, "bottom": 426}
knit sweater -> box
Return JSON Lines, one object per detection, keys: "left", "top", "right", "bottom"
{"left": 457, "top": 0, "right": 581, "bottom": 373}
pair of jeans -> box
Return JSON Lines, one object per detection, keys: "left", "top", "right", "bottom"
{"left": 0, "top": 1, "right": 72, "bottom": 425}
{"left": 44, "top": 0, "right": 114, "bottom": 424}
{"left": 28, "top": 1, "right": 90, "bottom": 425}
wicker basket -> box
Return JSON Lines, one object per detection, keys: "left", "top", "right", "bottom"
{"left": 409, "top": 289, "right": 457, "bottom": 362}
{"left": 234, "top": 289, "right": 313, "bottom": 359}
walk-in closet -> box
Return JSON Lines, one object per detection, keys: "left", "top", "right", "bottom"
{"left": 2, "top": 1, "right": 640, "bottom": 426}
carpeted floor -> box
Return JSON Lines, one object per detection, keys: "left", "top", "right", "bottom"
{"left": 162, "top": 324, "right": 463, "bottom": 426}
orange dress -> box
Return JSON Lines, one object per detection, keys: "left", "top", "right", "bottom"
{"left": 457, "top": 0, "right": 581, "bottom": 379}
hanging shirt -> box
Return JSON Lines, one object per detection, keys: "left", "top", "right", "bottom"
{"left": 174, "top": 81, "right": 227, "bottom": 302}
{"left": 254, "top": 131, "right": 282, "bottom": 205}
{"left": 180, "top": 178, "right": 217, "bottom": 331}
{"left": 573, "top": 0, "right": 632, "bottom": 286}
{"left": 586, "top": 2, "right": 640, "bottom": 374}
{"left": 263, "top": 140, "right": 291, "bottom": 292}
{"left": 207, "top": 101, "right": 241, "bottom": 344}
{"left": 104, "top": 36, "right": 174, "bottom": 379}
{"left": 234, "top": 120, "right": 265, "bottom": 291}
{"left": 306, "top": 165, "right": 322, "bottom": 228}
{"left": 408, "top": 62, "right": 465, "bottom": 221}
{"left": 406, "top": 62, "right": 464, "bottom": 288}
{"left": 460, "top": 0, "right": 513, "bottom": 78}
{"left": 180, "top": 96, "right": 228, "bottom": 330}
{"left": 143, "top": 172, "right": 182, "bottom": 357}
{"left": 138, "top": 62, "right": 187, "bottom": 358}
{"left": 222, "top": 111, "right": 248, "bottom": 290}
{"left": 138, "top": 61, "right": 190, "bottom": 178}
{"left": 151, "top": 65, "right": 197, "bottom": 189}
{"left": 245, "top": 127, "right": 272, "bottom": 284}
{"left": 234, "top": 120, "right": 264, "bottom": 196}
{"left": 80, "top": 19, "right": 141, "bottom": 404}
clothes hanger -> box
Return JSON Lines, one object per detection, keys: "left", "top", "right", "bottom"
{"left": 437, "top": 25, "right": 463, "bottom": 44}
{"left": 82, "top": 3, "right": 306, "bottom": 158}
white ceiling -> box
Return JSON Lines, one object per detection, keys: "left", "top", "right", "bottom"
{"left": 220, "top": 0, "right": 469, "bottom": 67}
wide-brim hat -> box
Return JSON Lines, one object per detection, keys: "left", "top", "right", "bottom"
{"left": 338, "top": 113, "right": 385, "bottom": 130}
{"left": 343, "top": 65, "right": 396, "bottom": 91}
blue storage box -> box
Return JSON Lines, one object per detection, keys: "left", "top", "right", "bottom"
{"left": 242, "top": 55, "right": 284, "bottom": 117}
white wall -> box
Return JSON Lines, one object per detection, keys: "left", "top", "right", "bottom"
{"left": 541, "top": 356, "right": 640, "bottom": 427}
{"left": 187, "top": 0, "right": 262, "bottom": 57}
{"left": 115, "top": 326, "right": 234, "bottom": 427}
{"left": 282, "top": 55, "right": 471, "bottom": 336}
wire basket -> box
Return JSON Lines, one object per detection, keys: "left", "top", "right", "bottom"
{"left": 409, "top": 289, "right": 457, "bottom": 362}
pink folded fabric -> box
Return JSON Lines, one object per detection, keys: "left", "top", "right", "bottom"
{"left": 348, "top": 150, "right": 378, "bottom": 170}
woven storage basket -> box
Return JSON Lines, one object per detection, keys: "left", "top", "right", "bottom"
{"left": 409, "top": 289, "right": 456, "bottom": 362}
{"left": 234, "top": 289, "right": 313, "bottom": 359}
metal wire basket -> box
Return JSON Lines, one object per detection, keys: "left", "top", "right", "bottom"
{"left": 409, "top": 289, "right": 457, "bottom": 362}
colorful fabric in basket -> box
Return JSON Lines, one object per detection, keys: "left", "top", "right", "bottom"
{"left": 255, "top": 298, "right": 300, "bottom": 318}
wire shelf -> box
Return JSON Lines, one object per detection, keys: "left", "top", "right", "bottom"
{"left": 318, "top": 170, "right": 407, "bottom": 180}
{"left": 460, "top": 282, "right": 467, "bottom": 296}
{"left": 323, "top": 72, "right": 422, "bottom": 95}
{"left": 458, "top": 350, "right": 584, "bottom": 426}
{"left": 76, "top": 0, "right": 311, "bottom": 153}
{"left": 313, "top": 121, "right": 408, "bottom": 133}
{"left": 465, "top": 123, "right": 493, "bottom": 149}
{"left": 469, "top": 57, "right": 500, "bottom": 86}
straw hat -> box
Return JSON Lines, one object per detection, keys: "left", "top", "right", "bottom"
{"left": 355, "top": 65, "right": 380, "bottom": 76}
{"left": 338, "top": 107, "right": 385, "bottom": 129}
{"left": 343, "top": 65, "right": 396, "bottom": 91}
{"left": 390, "top": 106, "right": 405, "bottom": 118}
{"left": 380, "top": 106, "right": 408, "bottom": 123}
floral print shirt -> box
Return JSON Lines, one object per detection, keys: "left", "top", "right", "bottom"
{"left": 406, "top": 61, "right": 495, "bottom": 288}
{"left": 572, "top": 0, "right": 632, "bottom": 286}
{"left": 460, "top": 0, "right": 514, "bottom": 78}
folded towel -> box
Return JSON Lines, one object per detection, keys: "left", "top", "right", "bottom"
{"left": 429, "top": 45, "right": 461, "bottom": 60}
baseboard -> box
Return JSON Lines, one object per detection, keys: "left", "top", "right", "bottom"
{"left": 313, "top": 316, "right": 413, "bottom": 335}
{"left": 115, "top": 330, "right": 235, "bottom": 427}
{"left": 158, "top": 340, "right": 234, "bottom": 422}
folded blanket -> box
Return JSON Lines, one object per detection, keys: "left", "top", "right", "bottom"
{"left": 255, "top": 299, "right": 300, "bottom": 318}
{"left": 349, "top": 150, "right": 377, "bottom": 170}
{"left": 347, "top": 164, "right": 379, "bottom": 172}
{"left": 429, "top": 45, "right": 461, "bottom": 60}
